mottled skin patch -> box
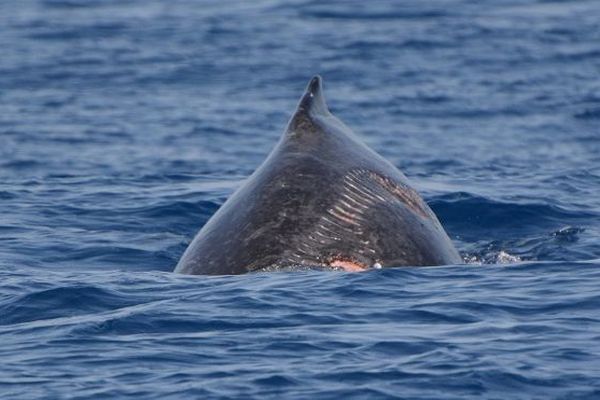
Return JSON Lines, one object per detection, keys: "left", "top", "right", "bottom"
{"left": 329, "top": 259, "right": 367, "bottom": 272}
{"left": 175, "top": 76, "right": 462, "bottom": 275}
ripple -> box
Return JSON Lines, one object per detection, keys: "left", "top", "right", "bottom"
{"left": 0, "top": 286, "right": 137, "bottom": 325}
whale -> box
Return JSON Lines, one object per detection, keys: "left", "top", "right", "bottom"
{"left": 175, "top": 76, "right": 462, "bottom": 275}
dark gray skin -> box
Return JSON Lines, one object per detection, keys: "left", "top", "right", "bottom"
{"left": 175, "top": 76, "right": 462, "bottom": 275}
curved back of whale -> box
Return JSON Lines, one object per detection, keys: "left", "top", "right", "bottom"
{"left": 175, "top": 76, "right": 462, "bottom": 275}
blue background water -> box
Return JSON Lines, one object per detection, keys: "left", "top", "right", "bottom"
{"left": 1, "top": 0, "right": 600, "bottom": 398}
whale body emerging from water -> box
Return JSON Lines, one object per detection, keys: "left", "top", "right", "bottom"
{"left": 175, "top": 76, "right": 462, "bottom": 275}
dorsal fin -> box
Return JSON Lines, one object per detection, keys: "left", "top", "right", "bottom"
{"left": 297, "top": 75, "right": 329, "bottom": 116}
{"left": 285, "top": 75, "right": 330, "bottom": 135}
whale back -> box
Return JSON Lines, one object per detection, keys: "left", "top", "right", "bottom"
{"left": 175, "top": 76, "right": 462, "bottom": 275}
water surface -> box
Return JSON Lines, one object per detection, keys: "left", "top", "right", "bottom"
{"left": 1, "top": 0, "right": 600, "bottom": 398}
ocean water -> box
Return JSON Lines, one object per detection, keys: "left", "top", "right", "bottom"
{"left": 1, "top": 0, "right": 600, "bottom": 398}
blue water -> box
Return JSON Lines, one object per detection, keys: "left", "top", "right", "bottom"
{"left": 1, "top": 0, "right": 600, "bottom": 398}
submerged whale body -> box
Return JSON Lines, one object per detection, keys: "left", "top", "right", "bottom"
{"left": 175, "top": 76, "right": 462, "bottom": 275}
